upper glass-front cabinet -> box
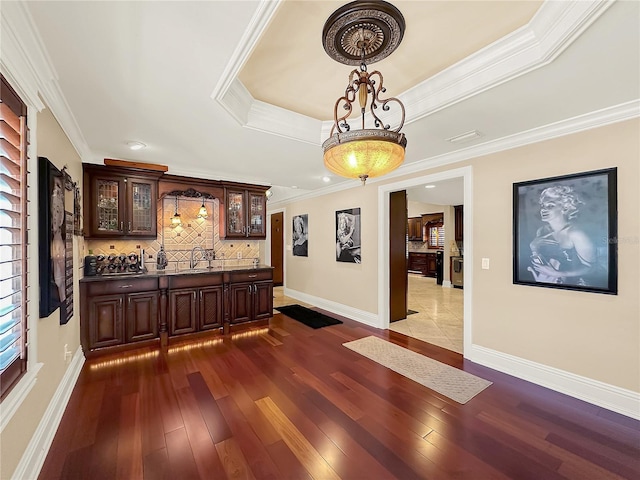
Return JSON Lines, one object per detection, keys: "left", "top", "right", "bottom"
{"left": 84, "top": 165, "right": 159, "bottom": 238}
{"left": 226, "top": 190, "right": 246, "bottom": 237}
{"left": 248, "top": 191, "right": 265, "bottom": 237}
{"left": 225, "top": 189, "right": 266, "bottom": 239}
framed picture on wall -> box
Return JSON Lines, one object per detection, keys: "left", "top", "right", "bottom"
{"left": 336, "top": 207, "right": 361, "bottom": 263}
{"left": 292, "top": 214, "right": 308, "bottom": 257}
{"left": 38, "top": 157, "right": 68, "bottom": 319}
{"left": 513, "top": 168, "right": 617, "bottom": 295}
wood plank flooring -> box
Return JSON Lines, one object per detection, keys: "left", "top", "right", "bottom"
{"left": 39, "top": 313, "right": 640, "bottom": 479}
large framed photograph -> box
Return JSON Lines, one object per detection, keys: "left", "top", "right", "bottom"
{"left": 38, "top": 156, "right": 72, "bottom": 320}
{"left": 513, "top": 168, "right": 617, "bottom": 295}
{"left": 292, "top": 214, "right": 308, "bottom": 257}
{"left": 336, "top": 207, "right": 361, "bottom": 263}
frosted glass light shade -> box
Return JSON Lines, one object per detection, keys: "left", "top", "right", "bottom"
{"left": 323, "top": 129, "right": 406, "bottom": 184}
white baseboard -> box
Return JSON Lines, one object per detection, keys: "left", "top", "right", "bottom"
{"left": 468, "top": 344, "right": 640, "bottom": 420}
{"left": 283, "top": 288, "right": 381, "bottom": 328}
{"left": 12, "top": 347, "right": 85, "bottom": 480}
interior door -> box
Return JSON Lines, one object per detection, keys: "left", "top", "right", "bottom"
{"left": 389, "top": 190, "right": 408, "bottom": 322}
{"left": 270, "top": 212, "right": 284, "bottom": 286}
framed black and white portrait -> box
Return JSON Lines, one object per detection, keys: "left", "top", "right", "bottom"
{"left": 513, "top": 168, "right": 617, "bottom": 295}
{"left": 336, "top": 207, "right": 361, "bottom": 263}
{"left": 292, "top": 214, "right": 308, "bottom": 257}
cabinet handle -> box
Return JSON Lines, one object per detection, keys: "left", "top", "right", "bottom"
{"left": 199, "top": 290, "right": 202, "bottom": 300}
{"left": 247, "top": 285, "right": 251, "bottom": 295}
{"left": 254, "top": 284, "right": 257, "bottom": 294}
{"left": 248, "top": 274, "right": 257, "bottom": 278}
{"left": 128, "top": 221, "right": 131, "bottom": 232}
{"left": 120, "top": 221, "right": 124, "bottom": 231}
{"left": 119, "top": 284, "right": 133, "bottom": 289}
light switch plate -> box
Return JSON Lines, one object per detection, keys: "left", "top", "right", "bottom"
{"left": 482, "top": 258, "right": 490, "bottom": 270}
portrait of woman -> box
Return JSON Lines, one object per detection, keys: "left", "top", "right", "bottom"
{"left": 527, "top": 185, "right": 605, "bottom": 287}
{"left": 292, "top": 214, "right": 308, "bottom": 257}
{"left": 336, "top": 208, "right": 361, "bottom": 263}
{"left": 51, "top": 176, "right": 66, "bottom": 304}
{"left": 514, "top": 168, "right": 616, "bottom": 294}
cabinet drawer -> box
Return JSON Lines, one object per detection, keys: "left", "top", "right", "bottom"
{"left": 226, "top": 270, "right": 272, "bottom": 283}
{"left": 85, "top": 277, "right": 158, "bottom": 296}
{"left": 170, "top": 273, "right": 224, "bottom": 290}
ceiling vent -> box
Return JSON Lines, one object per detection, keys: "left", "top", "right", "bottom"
{"left": 446, "top": 130, "right": 483, "bottom": 144}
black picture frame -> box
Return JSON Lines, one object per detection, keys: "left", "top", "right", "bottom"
{"left": 336, "top": 207, "right": 361, "bottom": 263}
{"left": 513, "top": 168, "right": 617, "bottom": 295}
{"left": 292, "top": 214, "right": 308, "bottom": 257}
{"left": 38, "top": 157, "right": 70, "bottom": 320}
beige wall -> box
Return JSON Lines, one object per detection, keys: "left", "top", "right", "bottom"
{"left": 1, "top": 108, "right": 83, "bottom": 477}
{"left": 280, "top": 119, "right": 639, "bottom": 393}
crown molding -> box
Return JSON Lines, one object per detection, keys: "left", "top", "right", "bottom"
{"left": 214, "top": 0, "right": 614, "bottom": 145}
{"left": 211, "top": 0, "right": 283, "bottom": 114}
{"left": 271, "top": 99, "right": 640, "bottom": 204}
{"left": 0, "top": 1, "right": 92, "bottom": 161}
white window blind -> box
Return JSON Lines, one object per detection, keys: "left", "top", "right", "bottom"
{"left": 0, "top": 75, "right": 28, "bottom": 399}
{"left": 428, "top": 223, "right": 445, "bottom": 249}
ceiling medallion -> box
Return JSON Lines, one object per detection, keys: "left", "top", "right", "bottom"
{"left": 321, "top": 1, "right": 407, "bottom": 185}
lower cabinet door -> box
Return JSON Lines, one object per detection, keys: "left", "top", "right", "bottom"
{"left": 126, "top": 291, "right": 159, "bottom": 342}
{"left": 253, "top": 281, "right": 273, "bottom": 321}
{"left": 199, "top": 286, "right": 223, "bottom": 330}
{"left": 88, "top": 294, "right": 125, "bottom": 349}
{"left": 169, "top": 288, "right": 197, "bottom": 335}
{"left": 229, "top": 282, "right": 252, "bottom": 324}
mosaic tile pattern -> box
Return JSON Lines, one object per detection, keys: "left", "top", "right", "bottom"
{"left": 85, "top": 196, "right": 261, "bottom": 272}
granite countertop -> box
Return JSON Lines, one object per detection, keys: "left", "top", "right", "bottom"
{"left": 80, "top": 264, "right": 274, "bottom": 282}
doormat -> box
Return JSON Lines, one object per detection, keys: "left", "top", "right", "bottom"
{"left": 275, "top": 304, "right": 343, "bottom": 329}
{"left": 343, "top": 336, "right": 491, "bottom": 404}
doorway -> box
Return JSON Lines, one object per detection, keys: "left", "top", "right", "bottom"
{"left": 379, "top": 166, "right": 472, "bottom": 356}
{"left": 270, "top": 211, "right": 283, "bottom": 286}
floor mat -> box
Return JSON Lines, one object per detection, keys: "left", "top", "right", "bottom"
{"left": 275, "top": 304, "right": 343, "bottom": 329}
{"left": 343, "top": 336, "right": 491, "bottom": 403}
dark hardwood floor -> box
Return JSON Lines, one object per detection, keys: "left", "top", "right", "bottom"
{"left": 39, "top": 313, "right": 640, "bottom": 479}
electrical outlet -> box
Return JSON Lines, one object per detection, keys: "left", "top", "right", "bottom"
{"left": 63, "top": 343, "right": 72, "bottom": 362}
{"left": 482, "top": 258, "right": 490, "bottom": 270}
{"left": 237, "top": 251, "right": 242, "bottom": 259}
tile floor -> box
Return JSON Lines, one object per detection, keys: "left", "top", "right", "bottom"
{"left": 389, "top": 274, "right": 464, "bottom": 354}
{"left": 273, "top": 274, "right": 464, "bottom": 354}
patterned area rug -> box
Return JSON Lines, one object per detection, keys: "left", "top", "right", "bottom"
{"left": 343, "top": 336, "right": 492, "bottom": 404}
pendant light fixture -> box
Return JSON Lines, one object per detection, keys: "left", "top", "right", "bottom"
{"left": 197, "top": 198, "right": 208, "bottom": 219}
{"left": 171, "top": 196, "right": 182, "bottom": 226}
{"left": 322, "top": 0, "right": 407, "bottom": 185}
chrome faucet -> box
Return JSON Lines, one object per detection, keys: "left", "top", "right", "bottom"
{"left": 190, "top": 246, "right": 206, "bottom": 269}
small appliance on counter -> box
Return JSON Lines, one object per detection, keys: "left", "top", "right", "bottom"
{"left": 85, "top": 251, "right": 146, "bottom": 276}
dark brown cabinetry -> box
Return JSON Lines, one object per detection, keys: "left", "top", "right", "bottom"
{"left": 408, "top": 252, "right": 427, "bottom": 274}
{"left": 126, "top": 291, "right": 159, "bottom": 342}
{"left": 407, "top": 252, "right": 437, "bottom": 277}
{"left": 407, "top": 217, "right": 422, "bottom": 241}
{"left": 83, "top": 164, "right": 161, "bottom": 239}
{"left": 228, "top": 271, "right": 273, "bottom": 325}
{"left": 425, "top": 253, "right": 438, "bottom": 277}
{"left": 225, "top": 188, "right": 266, "bottom": 238}
{"left": 81, "top": 268, "right": 273, "bottom": 357}
{"left": 168, "top": 274, "right": 224, "bottom": 336}
{"left": 82, "top": 277, "right": 160, "bottom": 352}
{"left": 454, "top": 205, "right": 464, "bottom": 242}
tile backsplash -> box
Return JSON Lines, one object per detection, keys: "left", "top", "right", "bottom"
{"left": 85, "top": 196, "right": 261, "bottom": 271}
